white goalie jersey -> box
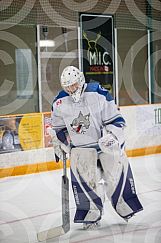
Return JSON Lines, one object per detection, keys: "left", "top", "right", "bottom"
{"left": 51, "top": 82, "right": 125, "bottom": 148}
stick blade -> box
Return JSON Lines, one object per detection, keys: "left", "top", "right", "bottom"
{"left": 37, "top": 225, "right": 65, "bottom": 242}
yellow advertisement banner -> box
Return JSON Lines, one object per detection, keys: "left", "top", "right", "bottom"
{"left": 18, "top": 114, "right": 43, "bottom": 150}
{"left": 0, "top": 112, "right": 45, "bottom": 153}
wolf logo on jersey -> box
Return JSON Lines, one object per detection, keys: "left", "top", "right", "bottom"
{"left": 71, "top": 111, "right": 90, "bottom": 134}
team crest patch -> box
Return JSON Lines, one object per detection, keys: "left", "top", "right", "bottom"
{"left": 71, "top": 111, "right": 90, "bottom": 134}
{"left": 56, "top": 99, "right": 62, "bottom": 106}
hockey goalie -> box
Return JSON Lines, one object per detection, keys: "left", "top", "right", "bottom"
{"left": 51, "top": 66, "right": 143, "bottom": 230}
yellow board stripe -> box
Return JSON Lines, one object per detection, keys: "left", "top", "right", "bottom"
{"left": 126, "top": 145, "right": 161, "bottom": 157}
{"left": 0, "top": 160, "right": 70, "bottom": 179}
{"left": 0, "top": 145, "right": 161, "bottom": 179}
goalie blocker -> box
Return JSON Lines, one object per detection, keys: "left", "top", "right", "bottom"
{"left": 70, "top": 147, "right": 143, "bottom": 223}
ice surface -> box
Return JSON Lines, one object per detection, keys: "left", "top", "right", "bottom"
{"left": 0, "top": 154, "right": 161, "bottom": 243}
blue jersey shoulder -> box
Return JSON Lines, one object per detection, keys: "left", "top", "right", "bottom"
{"left": 53, "top": 90, "right": 69, "bottom": 103}
{"left": 52, "top": 90, "right": 69, "bottom": 111}
{"left": 85, "top": 82, "right": 113, "bottom": 101}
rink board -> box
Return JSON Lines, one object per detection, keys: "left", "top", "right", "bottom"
{"left": 0, "top": 103, "right": 161, "bottom": 178}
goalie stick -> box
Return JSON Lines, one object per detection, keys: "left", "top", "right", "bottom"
{"left": 37, "top": 151, "right": 70, "bottom": 241}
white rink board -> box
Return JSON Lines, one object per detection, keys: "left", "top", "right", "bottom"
{"left": 120, "top": 104, "right": 161, "bottom": 150}
{"left": 0, "top": 104, "right": 161, "bottom": 169}
{"left": 0, "top": 147, "right": 55, "bottom": 168}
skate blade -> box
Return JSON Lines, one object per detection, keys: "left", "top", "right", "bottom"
{"left": 83, "top": 221, "right": 101, "bottom": 230}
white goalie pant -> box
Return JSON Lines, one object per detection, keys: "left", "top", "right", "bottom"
{"left": 70, "top": 147, "right": 143, "bottom": 223}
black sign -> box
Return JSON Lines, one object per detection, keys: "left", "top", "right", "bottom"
{"left": 80, "top": 13, "right": 114, "bottom": 93}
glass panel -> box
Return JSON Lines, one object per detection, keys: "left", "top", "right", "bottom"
{"left": 39, "top": 26, "right": 78, "bottom": 112}
{"left": 151, "top": 32, "right": 161, "bottom": 104}
{"left": 0, "top": 24, "right": 38, "bottom": 115}
{"left": 15, "top": 49, "right": 33, "bottom": 98}
{"left": 117, "top": 29, "right": 149, "bottom": 106}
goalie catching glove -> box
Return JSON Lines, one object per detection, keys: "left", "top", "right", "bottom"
{"left": 98, "top": 131, "right": 119, "bottom": 154}
{"left": 47, "top": 127, "right": 70, "bottom": 162}
{"left": 98, "top": 124, "right": 125, "bottom": 154}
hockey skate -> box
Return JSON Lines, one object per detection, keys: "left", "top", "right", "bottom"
{"left": 123, "top": 213, "right": 136, "bottom": 223}
{"left": 83, "top": 220, "right": 101, "bottom": 230}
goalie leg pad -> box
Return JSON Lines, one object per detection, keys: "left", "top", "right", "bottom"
{"left": 70, "top": 148, "right": 103, "bottom": 223}
{"left": 115, "top": 157, "right": 143, "bottom": 219}
{"left": 99, "top": 149, "right": 143, "bottom": 219}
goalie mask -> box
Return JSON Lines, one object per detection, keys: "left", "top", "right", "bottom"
{"left": 60, "top": 66, "right": 85, "bottom": 103}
